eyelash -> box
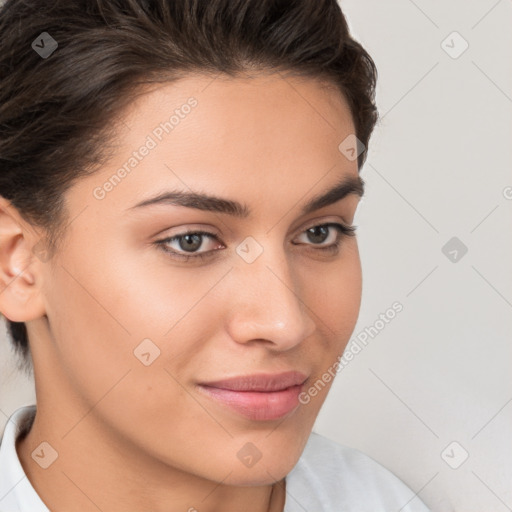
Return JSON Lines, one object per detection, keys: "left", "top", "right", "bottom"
{"left": 154, "top": 222, "right": 357, "bottom": 262}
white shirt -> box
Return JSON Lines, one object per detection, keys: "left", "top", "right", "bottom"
{"left": 0, "top": 405, "right": 430, "bottom": 511}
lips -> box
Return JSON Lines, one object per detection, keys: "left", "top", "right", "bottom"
{"left": 199, "top": 371, "right": 308, "bottom": 392}
{"left": 197, "top": 371, "right": 308, "bottom": 421}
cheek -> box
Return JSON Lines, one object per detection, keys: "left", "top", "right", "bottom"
{"left": 43, "top": 237, "right": 216, "bottom": 387}
{"left": 306, "top": 242, "right": 362, "bottom": 335}
{"left": 42, "top": 265, "right": 134, "bottom": 405}
{"left": 40, "top": 237, "right": 161, "bottom": 404}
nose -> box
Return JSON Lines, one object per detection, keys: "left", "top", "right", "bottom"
{"left": 224, "top": 243, "right": 317, "bottom": 352}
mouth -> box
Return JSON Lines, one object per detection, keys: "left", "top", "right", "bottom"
{"left": 197, "top": 371, "right": 308, "bottom": 421}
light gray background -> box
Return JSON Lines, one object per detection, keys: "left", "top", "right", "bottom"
{"left": 1, "top": 1, "right": 511, "bottom": 511}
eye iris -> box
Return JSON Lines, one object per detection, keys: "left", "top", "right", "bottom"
{"left": 307, "top": 225, "right": 329, "bottom": 244}
{"left": 180, "top": 234, "right": 202, "bottom": 252}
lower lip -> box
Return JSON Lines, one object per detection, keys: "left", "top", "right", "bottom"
{"left": 197, "top": 384, "right": 303, "bottom": 421}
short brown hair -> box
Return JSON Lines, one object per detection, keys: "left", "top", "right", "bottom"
{"left": 0, "top": 0, "right": 378, "bottom": 374}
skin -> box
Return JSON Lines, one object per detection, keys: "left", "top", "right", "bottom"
{"left": 0, "top": 71, "right": 363, "bottom": 512}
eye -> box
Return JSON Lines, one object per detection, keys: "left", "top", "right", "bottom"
{"left": 295, "top": 222, "right": 356, "bottom": 250}
{"left": 155, "top": 230, "right": 222, "bottom": 261}
{"left": 154, "top": 222, "right": 357, "bottom": 262}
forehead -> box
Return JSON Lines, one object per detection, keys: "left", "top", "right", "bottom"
{"left": 126, "top": 70, "right": 350, "bottom": 116}
{"left": 117, "top": 70, "right": 355, "bottom": 152}
{"left": 66, "top": 72, "right": 358, "bottom": 220}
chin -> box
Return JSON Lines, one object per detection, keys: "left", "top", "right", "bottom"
{"left": 218, "top": 438, "right": 306, "bottom": 487}
{"left": 221, "top": 462, "right": 294, "bottom": 487}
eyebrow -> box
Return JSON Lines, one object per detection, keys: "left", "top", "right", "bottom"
{"left": 127, "top": 174, "right": 365, "bottom": 218}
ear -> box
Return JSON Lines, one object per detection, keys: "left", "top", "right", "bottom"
{"left": 0, "top": 196, "right": 47, "bottom": 323}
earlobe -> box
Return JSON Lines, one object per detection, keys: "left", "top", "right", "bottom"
{"left": 0, "top": 197, "right": 46, "bottom": 322}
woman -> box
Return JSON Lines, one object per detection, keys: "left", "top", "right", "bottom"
{"left": 0, "top": 1, "right": 430, "bottom": 511}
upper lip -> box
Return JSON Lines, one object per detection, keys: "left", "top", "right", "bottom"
{"left": 199, "top": 371, "right": 308, "bottom": 392}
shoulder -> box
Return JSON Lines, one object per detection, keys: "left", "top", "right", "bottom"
{"left": 284, "top": 431, "right": 430, "bottom": 512}
{"left": 0, "top": 405, "right": 46, "bottom": 512}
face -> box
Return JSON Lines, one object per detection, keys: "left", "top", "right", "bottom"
{"left": 25, "top": 72, "right": 363, "bottom": 486}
